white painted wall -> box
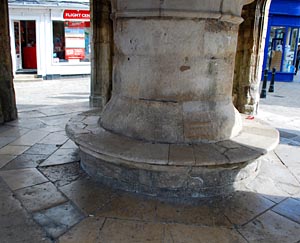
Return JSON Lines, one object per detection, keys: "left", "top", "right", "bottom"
{"left": 9, "top": 5, "right": 91, "bottom": 78}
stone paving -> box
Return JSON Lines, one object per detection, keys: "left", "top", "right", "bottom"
{"left": 0, "top": 78, "right": 299, "bottom": 243}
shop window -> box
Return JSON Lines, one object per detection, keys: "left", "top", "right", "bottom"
{"left": 52, "top": 20, "right": 90, "bottom": 63}
{"left": 267, "top": 26, "right": 299, "bottom": 73}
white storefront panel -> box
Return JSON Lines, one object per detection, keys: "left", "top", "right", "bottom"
{"left": 9, "top": 2, "right": 90, "bottom": 79}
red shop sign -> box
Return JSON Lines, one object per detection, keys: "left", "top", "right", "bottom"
{"left": 65, "top": 48, "right": 85, "bottom": 60}
{"left": 63, "top": 10, "right": 90, "bottom": 20}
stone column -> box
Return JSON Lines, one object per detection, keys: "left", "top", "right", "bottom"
{"left": 90, "top": 0, "right": 113, "bottom": 108}
{"left": 233, "top": 0, "right": 271, "bottom": 114}
{"left": 0, "top": 0, "right": 17, "bottom": 124}
{"left": 100, "top": 0, "right": 254, "bottom": 143}
{"left": 67, "top": 0, "right": 279, "bottom": 199}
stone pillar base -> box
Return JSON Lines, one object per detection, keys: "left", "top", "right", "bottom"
{"left": 66, "top": 111, "right": 279, "bottom": 199}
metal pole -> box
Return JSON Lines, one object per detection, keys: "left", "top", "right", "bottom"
{"left": 260, "top": 69, "right": 268, "bottom": 98}
{"left": 268, "top": 68, "right": 276, "bottom": 93}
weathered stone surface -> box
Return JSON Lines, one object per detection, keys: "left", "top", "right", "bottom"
{"left": 2, "top": 154, "right": 47, "bottom": 170}
{"left": 0, "top": 145, "right": 30, "bottom": 155}
{"left": 155, "top": 200, "right": 231, "bottom": 227}
{"left": 39, "top": 162, "right": 86, "bottom": 187}
{"left": 0, "top": 126, "right": 29, "bottom": 137}
{"left": 275, "top": 144, "right": 300, "bottom": 166}
{"left": 239, "top": 210, "right": 300, "bottom": 243}
{"left": 33, "top": 201, "right": 85, "bottom": 239}
{"left": 0, "top": 155, "right": 15, "bottom": 169}
{"left": 38, "top": 132, "right": 68, "bottom": 146}
{"left": 58, "top": 216, "right": 105, "bottom": 243}
{"left": 60, "top": 178, "right": 115, "bottom": 215}
{"left": 113, "top": 0, "right": 250, "bottom": 20}
{"left": 67, "top": 110, "right": 278, "bottom": 198}
{"left": 101, "top": 1, "right": 253, "bottom": 143}
{"left": 272, "top": 198, "right": 300, "bottom": 224}
{"left": 24, "top": 143, "right": 59, "bottom": 155}
{"left": 0, "top": 136, "right": 18, "bottom": 149}
{"left": 164, "top": 223, "right": 247, "bottom": 243}
{"left": 98, "top": 218, "right": 164, "bottom": 242}
{"left": 66, "top": 0, "right": 274, "bottom": 199}
{"left": 100, "top": 95, "right": 184, "bottom": 143}
{"left": 218, "top": 191, "right": 275, "bottom": 225}
{"left": 10, "top": 130, "right": 49, "bottom": 146}
{"left": 14, "top": 182, "right": 68, "bottom": 212}
{"left": 168, "top": 144, "right": 195, "bottom": 166}
{"left": 0, "top": 178, "right": 50, "bottom": 243}
{"left": 96, "top": 192, "right": 157, "bottom": 221}
{"left": 0, "top": 168, "right": 48, "bottom": 191}
{"left": 39, "top": 148, "right": 80, "bottom": 167}
{"left": 101, "top": 16, "right": 243, "bottom": 143}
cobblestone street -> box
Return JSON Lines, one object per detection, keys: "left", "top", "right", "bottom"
{"left": 0, "top": 77, "right": 299, "bottom": 243}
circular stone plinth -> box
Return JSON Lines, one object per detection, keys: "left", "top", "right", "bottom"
{"left": 66, "top": 110, "right": 279, "bottom": 199}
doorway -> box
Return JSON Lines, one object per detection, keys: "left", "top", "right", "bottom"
{"left": 13, "top": 20, "right": 37, "bottom": 74}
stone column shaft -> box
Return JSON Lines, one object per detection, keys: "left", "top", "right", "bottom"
{"left": 90, "top": 0, "right": 113, "bottom": 108}
{"left": 100, "top": 0, "right": 254, "bottom": 143}
{"left": 0, "top": 0, "right": 17, "bottom": 124}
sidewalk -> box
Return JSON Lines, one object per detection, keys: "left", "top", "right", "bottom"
{"left": 0, "top": 78, "right": 299, "bottom": 243}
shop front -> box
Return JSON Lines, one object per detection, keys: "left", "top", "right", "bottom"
{"left": 262, "top": 0, "right": 300, "bottom": 82}
{"left": 9, "top": 0, "right": 90, "bottom": 79}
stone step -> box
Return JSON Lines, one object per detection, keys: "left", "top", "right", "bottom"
{"left": 14, "top": 74, "right": 43, "bottom": 82}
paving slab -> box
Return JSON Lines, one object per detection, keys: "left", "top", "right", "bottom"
{"left": 39, "top": 162, "right": 85, "bottom": 187}
{"left": 239, "top": 210, "right": 300, "bottom": 243}
{"left": 272, "top": 198, "right": 300, "bottom": 224}
{"left": 0, "top": 168, "right": 49, "bottom": 191}
{"left": 60, "top": 178, "right": 116, "bottom": 215}
{"left": 33, "top": 201, "right": 85, "bottom": 239}
{"left": 244, "top": 152, "right": 300, "bottom": 202}
{"left": 244, "top": 175, "right": 290, "bottom": 203}
{"left": 98, "top": 218, "right": 164, "bottom": 243}
{"left": 38, "top": 132, "right": 68, "bottom": 146}
{"left": 24, "top": 143, "right": 59, "bottom": 155}
{"left": 10, "top": 130, "right": 50, "bottom": 146}
{"left": 1, "top": 154, "right": 48, "bottom": 170}
{"left": 0, "top": 127, "right": 30, "bottom": 138}
{"left": 61, "top": 139, "right": 78, "bottom": 149}
{"left": 255, "top": 152, "right": 300, "bottom": 196}
{"left": 57, "top": 216, "right": 105, "bottom": 243}
{"left": 164, "top": 223, "right": 247, "bottom": 243}
{"left": 14, "top": 181, "right": 68, "bottom": 212}
{"left": 217, "top": 191, "right": 275, "bottom": 226}
{"left": 155, "top": 199, "right": 231, "bottom": 227}
{"left": 0, "top": 178, "right": 50, "bottom": 243}
{"left": 275, "top": 144, "right": 300, "bottom": 166}
{"left": 18, "top": 110, "right": 47, "bottom": 119}
{"left": 0, "top": 145, "right": 30, "bottom": 155}
{"left": 95, "top": 192, "right": 158, "bottom": 221}
{"left": 0, "top": 125, "right": 12, "bottom": 134}
{"left": 39, "top": 148, "right": 80, "bottom": 167}
{"left": 0, "top": 155, "right": 16, "bottom": 169}
{"left": 0, "top": 136, "right": 18, "bottom": 148}
{"left": 0, "top": 178, "right": 24, "bottom": 216}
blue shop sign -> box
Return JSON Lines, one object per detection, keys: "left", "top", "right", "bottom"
{"left": 262, "top": 0, "right": 300, "bottom": 82}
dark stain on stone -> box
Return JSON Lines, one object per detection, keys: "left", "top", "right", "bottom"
{"left": 180, "top": 65, "right": 191, "bottom": 72}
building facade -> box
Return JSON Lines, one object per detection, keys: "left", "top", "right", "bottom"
{"left": 262, "top": 0, "right": 300, "bottom": 82}
{"left": 9, "top": 0, "right": 91, "bottom": 79}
